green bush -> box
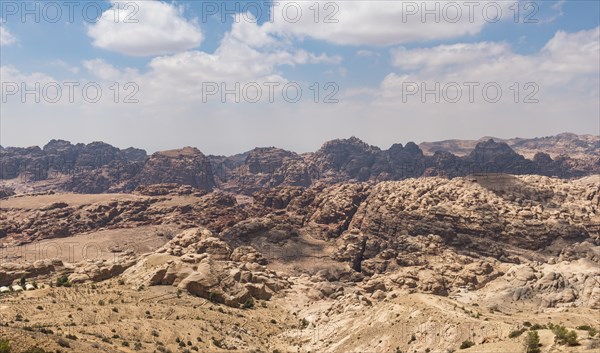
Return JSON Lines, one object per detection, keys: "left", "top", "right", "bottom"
{"left": 509, "top": 328, "right": 526, "bottom": 338}
{"left": 0, "top": 339, "right": 10, "bottom": 353}
{"left": 551, "top": 324, "right": 579, "bottom": 346}
{"left": 577, "top": 325, "right": 598, "bottom": 337}
{"left": 530, "top": 323, "right": 547, "bottom": 331}
{"left": 243, "top": 297, "right": 254, "bottom": 309}
{"left": 523, "top": 331, "right": 541, "bottom": 353}
{"left": 56, "top": 275, "right": 70, "bottom": 287}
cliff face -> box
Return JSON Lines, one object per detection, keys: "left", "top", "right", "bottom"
{"left": 135, "top": 147, "right": 216, "bottom": 191}
{"left": 1, "top": 134, "right": 598, "bottom": 194}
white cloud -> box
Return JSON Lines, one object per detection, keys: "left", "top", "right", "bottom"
{"left": 81, "top": 16, "right": 341, "bottom": 107}
{"left": 0, "top": 25, "right": 16, "bottom": 46}
{"left": 386, "top": 27, "right": 599, "bottom": 93}
{"left": 265, "top": 0, "right": 510, "bottom": 46}
{"left": 391, "top": 42, "right": 510, "bottom": 71}
{"left": 542, "top": 0, "right": 565, "bottom": 24}
{"left": 87, "top": 0, "right": 203, "bottom": 56}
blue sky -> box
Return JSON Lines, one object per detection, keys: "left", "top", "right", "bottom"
{"left": 1, "top": 1, "right": 599, "bottom": 154}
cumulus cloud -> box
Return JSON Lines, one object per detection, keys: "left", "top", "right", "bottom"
{"left": 265, "top": 0, "right": 510, "bottom": 46}
{"left": 82, "top": 14, "right": 342, "bottom": 108}
{"left": 87, "top": 0, "right": 203, "bottom": 56}
{"left": 0, "top": 25, "right": 16, "bottom": 46}
{"left": 386, "top": 27, "right": 599, "bottom": 96}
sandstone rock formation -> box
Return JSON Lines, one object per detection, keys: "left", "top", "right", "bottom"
{"left": 123, "top": 228, "right": 289, "bottom": 307}
{"left": 2, "top": 134, "right": 598, "bottom": 195}
{"left": 135, "top": 147, "right": 215, "bottom": 191}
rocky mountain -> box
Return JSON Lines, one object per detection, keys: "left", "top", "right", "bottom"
{"left": 0, "top": 139, "right": 147, "bottom": 182}
{"left": 1, "top": 134, "right": 598, "bottom": 196}
{"left": 0, "top": 173, "right": 598, "bottom": 352}
{"left": 420, "top": 132, "right": 600, "bottom": 159}
{"left": 135, "top": 147, "right": 216, "bottom": 191}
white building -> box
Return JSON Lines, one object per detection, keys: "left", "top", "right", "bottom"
{"left": 0, "top": 286, "right": 9, "bottom": 293}
{"left": 25, "top": 284, "right": 36, "bottom": 291}
{"left": 11, "top": 285, "right": 23, "bottom": 292}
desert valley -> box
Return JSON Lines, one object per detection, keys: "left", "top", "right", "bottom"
{"left": 0, "top": 133, "right": 598, "bottom": 353}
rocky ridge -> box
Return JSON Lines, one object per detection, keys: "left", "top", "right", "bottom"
{"left": 2, "top": 134, "right": 598, "bottom": 195}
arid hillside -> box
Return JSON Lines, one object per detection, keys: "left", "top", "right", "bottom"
{"left": 0, "top": 174, "right": 599, "bottom": 352}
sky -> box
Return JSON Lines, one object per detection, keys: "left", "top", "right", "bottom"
{"left": 0, "top": 0, "right": 599, "bottom": 154}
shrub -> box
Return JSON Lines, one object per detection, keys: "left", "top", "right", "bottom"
{"left": 524, "top": 331, "right": 541, "bottom": 353}
{"left": 577, "top": 325, "right": 598, "bottom": 337}
{"left": 243, "top": 297, "right": 254, "bottom": 309}
{"left": 530, "top": 323, "right": 546, "bottom": 331}
{"left": 459, "top": 340, "right": 474, "bottom": 349}
{"left": 56, "top": 275, "right": 70, "bottom": 287}
{"left": 0, "top": 339, "right": 10, "bottom": 353}
{"left": 551, "top": 324, "right": 579, "bottom": 346}
{"left": 509, "top": 328, "right": 526, "bottom": 338}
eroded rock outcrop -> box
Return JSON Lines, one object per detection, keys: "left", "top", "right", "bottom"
{"left": 122, "top": 228, "right": 290, "bottom": 307}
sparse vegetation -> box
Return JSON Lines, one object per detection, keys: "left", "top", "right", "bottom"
{"left": 549, "top": 323, "right": 579, "bottom": 346}
{"left": 0, "top": 339, "right": 10, "bottom": 353}
{"left": 56, "top": 275, "right": 71, "bottom": 287}
{"left": 523, "top": 331, "right": 541, "bottom": 353}
{"left": 509, "top": 328, "right": 526, "bottom": 338}
{"left": 243, "top": 296, "right": 255, "bottom": 309}
{"left": 577, "top": 325, "right": 598, "bottom": 337}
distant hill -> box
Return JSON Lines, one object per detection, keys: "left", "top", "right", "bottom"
{"left": 1, "top": 133, "right": 598, "bottom": 195}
